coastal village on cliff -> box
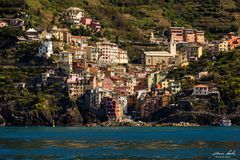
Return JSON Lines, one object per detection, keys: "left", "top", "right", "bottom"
{"left": 0, "top": 6, "right": 240, "bottom": 126}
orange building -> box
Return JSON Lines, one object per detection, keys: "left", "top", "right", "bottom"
{"left": 169, "top": 27, "right": 205, "bottom": 43}
{"left": 195, "top": 30, "right": 205, "bottom": 43}
{"left": 162, "top": 92, "right": 171, "bottom": 107}
{"left": 184, "top": 29, "right": 195, "bottom": 43}
{"left": 226, "top": 32, "right": 240, "bottom": 50}
{"left": 169, "top": 27, "right": 184, "bottom": 42}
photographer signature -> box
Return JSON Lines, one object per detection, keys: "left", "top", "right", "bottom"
{"left": 209, "top": 150, "right": 238, "bottom": 159}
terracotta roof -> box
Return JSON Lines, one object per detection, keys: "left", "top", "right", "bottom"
{"left": 71, "top": 36, "right": 81, "bottom": 38}
{"left": 194, "top": 84, "right": 208, "bottom": 88}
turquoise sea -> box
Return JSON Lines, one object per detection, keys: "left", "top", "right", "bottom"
{"left": 0, "top": 127, "right": 239, "bottom": 159}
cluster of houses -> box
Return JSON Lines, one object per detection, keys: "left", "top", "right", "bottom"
{"left": 141, "top": 27, "right": 204, "bottom": 71}
{"left": 64, "top": 7, "right": 101, "bottom": 32}
{"left": 207, "top": 32, "right": 240, "bottom": 52}
{"left": 4, "top": 7, "right": 237, "bottom": 122}
{"left": 169, "top": 27, "right": 205, "bottom": 44}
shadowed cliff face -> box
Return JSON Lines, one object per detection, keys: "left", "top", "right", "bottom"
{"left": 0, "top": 105, "right": 83, "bottom": 126}
{"left": 56, "top": 107, "right": 83, "bottom": 126}
{"left": 150, "top": 107, "right": 240, "bottom": 126}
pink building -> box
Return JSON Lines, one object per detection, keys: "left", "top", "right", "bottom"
{"left": 91, "top": 20, "right": 101, "bottom": 32}
{"left": 97, "top": 40, "right": 118, "bottom": 64}
{"left": 81, "top": 17, "right": 92, "bottom": 26}
{"left": 102, "top": 78, "right": 114, "bottom": 90}
{"left": 102, "top": 97, "right": 122, "bottom": 122}
{"left": 0, "top": 21, "right": 8, "bottom": 28}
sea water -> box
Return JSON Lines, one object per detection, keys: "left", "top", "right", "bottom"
{"left": 0, "top": 127, "right": 239, "bottom": 159}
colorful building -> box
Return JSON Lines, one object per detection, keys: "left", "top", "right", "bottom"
{"left": 195, "top": 30, "right": 205, "bottom": 43}
{"left": 90, "top": 20, "right": 101, "bottom": 32}
{"left": 169, "top": 27, "right": 185, "bottom": 43}
{"left": 226, "top": 32, "right": 240, "bottom": 50}
{"left": 118, "top": 48, "right": 128, "bottom": 64}
{"left": 97, "top": 40, "right": 118, "bottom": 64}
{"left": 102, "top": 97, "right": 123, "bottom": 122}
{"left": 184, "top": 29, "right": 195, "bottom": 43}
{"left": 192, "top": 84, "right": 209, "bottom": 96}
{"left": 0, "top": 21, "right": 8, "bottom": 28}
{"left": 81, "top": 17, "right": 92, "bottom": 26}
{"left": 169, "top": 27, "right": 205, "bottom": 43}
{"left": 51, "top": 26, "right": 71, "bottom": 43}
{"left": 216, "top": 40, "right": 229, "bottom": 52}
{"left": 66, "top": 74, "right": 96, "bottom": 99}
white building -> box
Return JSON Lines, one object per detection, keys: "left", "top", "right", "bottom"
{"left": 168, "top": 81, "right": 181, "bottom": 94}
{"left": 65, "top": 7, "right": 84, "bottom": 24}
{"left": 160, "top": 79, "right": 181, "bottom": 94}
{"left": 25, "top": 28, "right": 39, "bottom": 41}
{"left": 216, "top": 40, "right": 229, "bottom": 52}
{"left": 38, "top": 34, "right": 53, "bottom": 58}
{"left": 141, "top": 39, "right": 177, "bottom": 66}
{"left": 51, "top": 26, "right": 70, "bottom": 43}
{"left": 169, "top": 37, "right": 177, "bottom": 56}
{"left": 118, "top": 96, "right": 128, "bottom": 114}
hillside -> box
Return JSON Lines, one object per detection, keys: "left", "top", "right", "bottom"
{"left": 1, "top": 0, "right": 240, "bottom": 41}
{"left": 167, "top": 49, "right": 240, "bottom": 114}
{"left": 1, "top": 0, "right": 240, "bottom": 126}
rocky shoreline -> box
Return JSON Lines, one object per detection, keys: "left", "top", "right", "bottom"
{"left": 85, "top": 121, "right": 200, "bottom": 127}
{"left": 0, "top": 105, "right": 239, "bottom": 127}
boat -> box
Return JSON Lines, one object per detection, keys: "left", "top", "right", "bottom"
{"left": 0, "top": 122, "right": 6, "bottom": 127}
{"left": 219, "top": 119, "right": 232, "bottom": 126}
{"left": 52, "top": 120, "right": 56, "bottom": 128}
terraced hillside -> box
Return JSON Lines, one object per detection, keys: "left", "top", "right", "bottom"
{"left": 1, "top": 0, "right": 240, "bottom": 41}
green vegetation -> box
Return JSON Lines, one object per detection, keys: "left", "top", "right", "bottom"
{"left": 0, "top": 66, "right": 72, "bottom": 119}
{"left": 0, "top": 0, "right": 240, "bottom": 124}
{"left": 168, "top": 50, "right": 240, "bottom": 114}
{"left": 212, "top": 51, "right": 240, "bottom": 112}
{"left": 2, "top": 0, "right": 240, "bottom": 42}
{"left": 0, "top": 27, "right": 22, "bottom": 49}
